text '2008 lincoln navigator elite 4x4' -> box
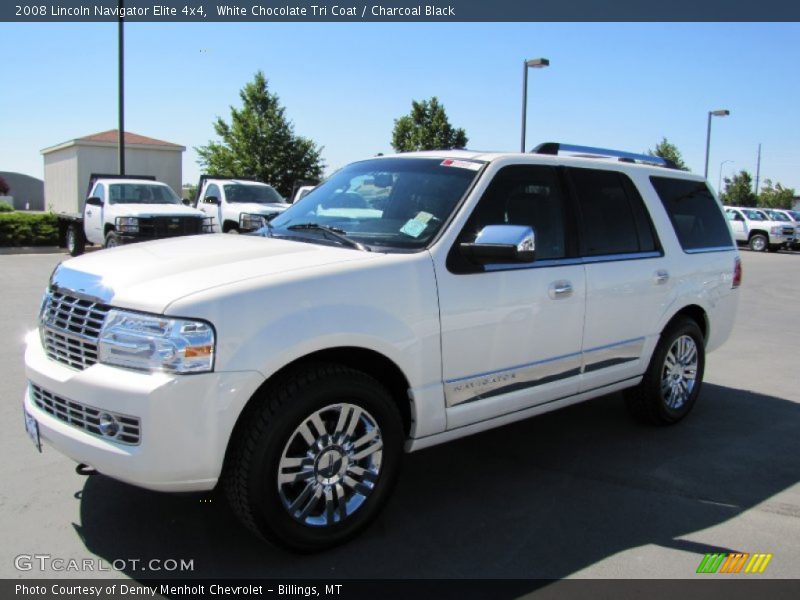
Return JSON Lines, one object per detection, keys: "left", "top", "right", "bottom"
{"left": 24, "top": 144, "right": 740, "bottom": 550}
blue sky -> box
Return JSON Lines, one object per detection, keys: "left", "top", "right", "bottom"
{"left": 1, "top": 22, "right": 798, "bottom": 193}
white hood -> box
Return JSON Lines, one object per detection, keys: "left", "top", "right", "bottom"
{"left": 113, "top": 203, "right": 206, "bottom": 218}
{"left": 51, "top": 234, "right": 378, "bottom": 313}
{"left": 231, "top": 202, "right": 289, "bottom": 215}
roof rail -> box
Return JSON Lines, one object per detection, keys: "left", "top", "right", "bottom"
{"left": 531, "top": 143, "right": 678, "bottom": 169}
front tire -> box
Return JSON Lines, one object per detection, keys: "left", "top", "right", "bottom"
{"left": 224, "top": 364, "right": 403, "bottom": 552}
{"left": 749, "top": 233, "right": 767, "bottom": 252}
{"left": 625, "top": 317, "right": 705, "bottom": 425}
{"left": 104, "top": 231, "right": 120, "bottom": 249}
{"left": 66, "top": 224, "right": 85, "bottom": 256}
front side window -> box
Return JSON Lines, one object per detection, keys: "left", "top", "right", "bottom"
{"left": 269, "top": 157, "right": 481, "bottom": 251}
{"left": 108, "top": 184, "right": 180, "bottom": 205}
{"left": 651, "top": 177, "right": 734, "bottom": 251}
{"left": 92, "top": 184, "right": 105, "bottom": 203}
{"left": 203, "top": 184, "right": 221, "bottom": 203}
{"left": 456, "top": 164, "right": 569, "bottom": 261}
{"left": 224, "top": 184, "right": 284, "bottom": 204}
{"left": 569, "top": 168, "right": 658, "bottom": 256}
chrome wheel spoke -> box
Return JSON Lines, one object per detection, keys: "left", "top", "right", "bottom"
{"left": 660, "top": 335, "right": 699, "bottom": 410}
{"left": 278, "top": 402, "right": 383, "bottom": 527}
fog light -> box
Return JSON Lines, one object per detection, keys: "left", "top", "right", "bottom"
{"left": 98, "top": 413, "right": 120, "bottom": 438}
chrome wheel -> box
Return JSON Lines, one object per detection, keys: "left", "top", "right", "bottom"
{"left": 661, "top": 335, "right": 698, "bottom": 410}
{"left": 277, "top": 403, "right": 383, "bottom": 527}
{"left": 66, "top": 227, "right": 76, "bottom": 253}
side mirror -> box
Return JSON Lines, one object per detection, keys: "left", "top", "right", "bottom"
{"left": 460, "top": 225, "right": 535, "bottom": 265}
{"left": 204, "top": 196, "right": 219, "bottom": 205}
{"left": 85, "top": 196, "right": 103, "bottom": 207}
{"left": 182, "top": 198, "right": 191, "bottom": 206}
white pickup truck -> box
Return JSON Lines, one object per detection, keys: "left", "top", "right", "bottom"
{"left": 59, "top": 175, "right": 210, "bottom": 256}
{"left": 724, "top": 206, "right": 796, "bottom": 252}
{"left": 24, "top": 145, "right": 740, "bottom": 551}
{"left": 194, "top": 176, "right": 289, "bottom": 233}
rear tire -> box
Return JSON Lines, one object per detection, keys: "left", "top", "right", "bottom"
{"left": 223, "top": 363, "right": 403, "bottom": 552}
{"left": 66, "top": 224, "right": 85, "bottom": 256}
{"left": 625, "top": 317, "right": 705, "bottom": 425}
{"left": 748, "top": 233, "right": 767, "bottom": 252}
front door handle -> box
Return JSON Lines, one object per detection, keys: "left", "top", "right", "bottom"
{"left": 549, "top": 280, "right": 573, "bottom": 299}
{"left": 654, "top": 270, "right": 670, "bottom": 285}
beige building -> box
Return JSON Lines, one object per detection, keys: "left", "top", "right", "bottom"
{"left": 42, "top": 130, "right": 185, "bottom": 214}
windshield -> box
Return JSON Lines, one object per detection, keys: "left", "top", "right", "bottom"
{"left": 224, "top": 183, "right": 285, "bottom": 204}
{"left": 789, "top": 211, "right": 800, "bottom": 222}
{"left": 743, "top": 209, "right": 766, "bottom": 221}
{"left": 109, "top": 183, "right": 180, "bottom": 205}
{"left": 268, "top": 157, "right": 482, "bottom": 251}
{"left": 766, "top": 210, "right": 790, "bottom": 222}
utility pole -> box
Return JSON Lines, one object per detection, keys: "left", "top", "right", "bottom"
{"left": 754, "top": 143, "right": 762, "bottom": 197}
{"left": 118, "top": 0, "right": 125, "bottom": 175}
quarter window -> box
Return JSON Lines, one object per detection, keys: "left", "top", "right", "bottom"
{"left": 651, "top": 177, "right": 734, "bottom": 251}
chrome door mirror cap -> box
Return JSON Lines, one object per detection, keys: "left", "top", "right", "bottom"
{"left": 460, "top": 224, "right": 536, "bottom": 265}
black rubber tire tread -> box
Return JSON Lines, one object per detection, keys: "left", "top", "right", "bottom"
{"left": 223, "top": 362, "right": 402, "bottom": 552}
{"left": 625, "top": 316, "right": 705, "bottom": 426}
{"left": 67, "top": 224, "right": 85, "bottom": 256}
{"left": 104, "top": 231, "right": 120, "bottom": 249}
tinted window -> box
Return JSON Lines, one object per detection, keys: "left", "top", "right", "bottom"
{"left": 569, "top": 168, "right": 656, "bottom": 256}
{"left": 651, "top": 177, "right": 734, "bottom": 251}
{"left": 458, "top": 165, "right": 569, "bottom": 261}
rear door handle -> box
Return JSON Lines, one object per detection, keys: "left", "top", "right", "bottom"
{"left": 86, "top": 210, "right": 92, "bottom": 217}
{"left": 549, "top": 280, "right": 573, "bottom": 299}
{"left": 654, "top": 270, "right": 670, "bottom": 285}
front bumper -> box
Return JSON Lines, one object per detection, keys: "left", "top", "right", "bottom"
{"left": 24, "top": 332, "right": 264, "bottom": 492}
{"left": 768, "top": 233, "right": 794, "bottom": 246}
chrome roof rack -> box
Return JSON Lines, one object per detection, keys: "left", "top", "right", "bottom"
{"left": 531, "top": 142, "right": 678, "bottom": 169}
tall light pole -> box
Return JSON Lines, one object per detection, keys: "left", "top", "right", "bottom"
{"left": 718, "top": 159, "right": 733, "bottom": 194}
{"left": 704, "top": 109, "right": 730, "bottom": 179}
{"left": 118, "top": 0, "right": 125, "bottom": 175}
{"left": 520, "top": 58, "right": 550, "bottom": 152}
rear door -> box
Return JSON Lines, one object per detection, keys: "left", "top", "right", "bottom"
{"left": 198, "top": 183, "right": 223, "bottom": 232}
{"left": 566, "top": 167, "right": 670, "bottom": 391}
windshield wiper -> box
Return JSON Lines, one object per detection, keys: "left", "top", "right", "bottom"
{"left": 286, "top": 223, "right": 370, "bottom": 251}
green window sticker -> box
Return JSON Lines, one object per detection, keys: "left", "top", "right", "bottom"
{"left": 400, "top": 212, "right": 434, "bottom": 238}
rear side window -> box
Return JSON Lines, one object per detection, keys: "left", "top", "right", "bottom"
{"left": 650, "top": 177, "right": 734, "bottom": 251}
{"left": 568, "top": 168, "right": 659, "bottom": 257}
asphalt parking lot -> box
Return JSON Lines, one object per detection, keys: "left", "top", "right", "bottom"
{"left": 1, "top": 249, "right": 798, "bottom": 583}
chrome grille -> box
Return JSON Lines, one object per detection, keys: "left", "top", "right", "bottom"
{"left": 782, "top": 227, "right": 795, "bottom": 236}
{"left": 30, "top": 383, "right": 141, "bottom": 445}
{"left": 40, "top": 290, "right": 111, "bottom": 370}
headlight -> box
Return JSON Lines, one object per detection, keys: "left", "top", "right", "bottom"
{"left": 98, "top": 309, "right": 215, "bottom": 373}
{"left": 239, "top": 213, "right": 267, "bottom": 231}
{"left": 116, "top": 217, "right": 140, "bottom": 233}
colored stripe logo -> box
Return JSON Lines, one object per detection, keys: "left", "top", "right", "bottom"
{"left": 697, "top": 553, "right": 773, "bottom": 574}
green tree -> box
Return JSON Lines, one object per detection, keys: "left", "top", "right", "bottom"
{"left": 195, "top": 71, "right": 324, "bottom": 198}
{"left": 391, "top": 97, "right": 468, "bottom": 152}
{"left": 647, "top": 137, "right": 689, "bottom": 171}
{"left": 720, "top": 170, "right": 757, "bottom": 207}
{"left": 757, "top": 179, "right": 796, "bottom": 209}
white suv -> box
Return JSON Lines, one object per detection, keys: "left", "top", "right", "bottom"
{"left": 24, "top": 144, "right": 740, "bottom": 551}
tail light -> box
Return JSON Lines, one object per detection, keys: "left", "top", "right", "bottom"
{"left": 732, "top": 256, "right": 742, "bottom": 288}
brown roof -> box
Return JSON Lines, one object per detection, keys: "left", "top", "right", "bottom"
{"left": 78, "top": 129, "right": 183, "bottom": 148}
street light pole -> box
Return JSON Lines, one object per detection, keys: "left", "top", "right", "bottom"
{"left": 118, "top": 1, "right": 125, "bottom": 176}
{"left": 704, "top": 109, "right": 730, "bottom": 179}
{"left": 718, "top": 159, "right": 733, "bottom": 194}
{"left": 520, "top": 58, "right": 549, "bottom": 153}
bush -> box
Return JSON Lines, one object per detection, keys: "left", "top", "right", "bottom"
{"left": 0, "top": 202, "right": 13, "bottom": 212}
{"left": 0, "top": 212, "right": 59, "bottom": 246}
